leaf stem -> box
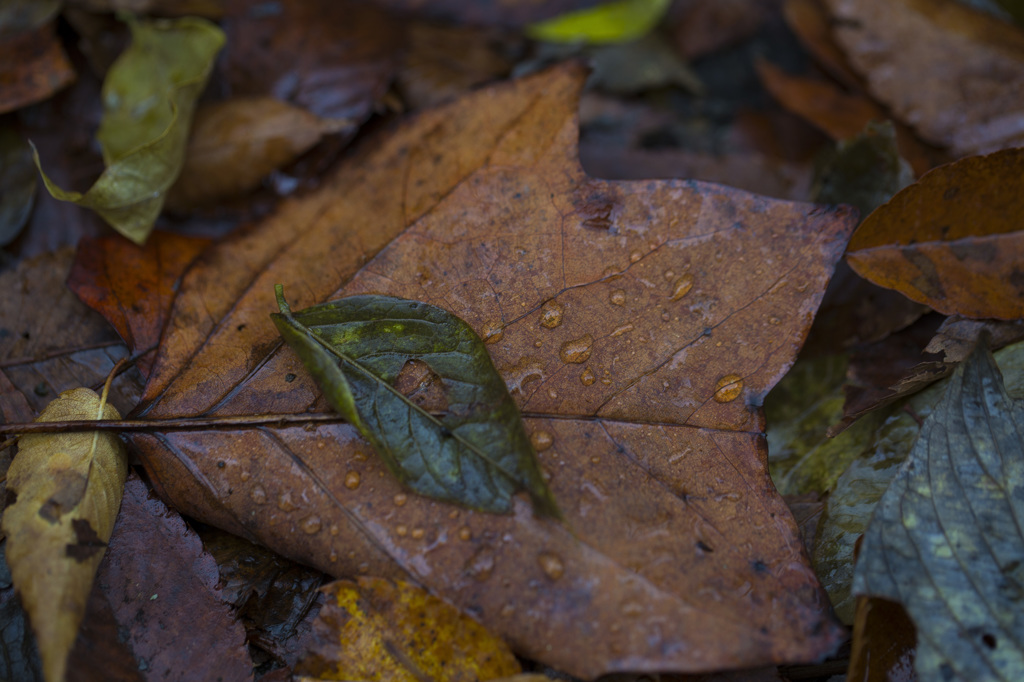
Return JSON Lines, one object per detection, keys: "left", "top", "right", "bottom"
{"left": 0, "top": 412, "right": 347, "bottom": 436}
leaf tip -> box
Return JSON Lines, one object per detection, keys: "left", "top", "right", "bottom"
{"left": 274, "top": 284, "right": 290, "bottom": 314}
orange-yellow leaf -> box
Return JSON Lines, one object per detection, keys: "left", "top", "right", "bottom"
{"left": 297, "top": 577, "right": 520, "bottom": 681}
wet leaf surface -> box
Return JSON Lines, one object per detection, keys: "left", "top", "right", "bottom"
{"left": 33, "top": 17, "right": 225, "bottom": 244}
{"left": 847, "top": 148, "right": 1024, "bottom": 320}
{"left": 847, "top": 597, "right": 917, "bottom": 682}
{"left": 823, "top": 0, "right": 1024, "bottom": 156}
{"left": 95, "top": 474, "right": 252, "bottom": 681}
{"left": 1, "top": 388, "right": 127, "bottom": 682}
{"left": 296, "top": 577, "right": 521, "bottom": 681}
{"left": 854, "top": 342, "right": 1024, "bottom": 680}
{"left": 124, "top": 64, "right": 854, "bottom": 677}
{"left": 67, "top": 232, "right": 210, "bottom": 378}
{"left": 273, "top": 289, "right": 560, "bottom": 517}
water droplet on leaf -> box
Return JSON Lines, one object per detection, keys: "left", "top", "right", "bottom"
{"left": 580, "top": 367, "right": 596, "bottom": 386}
{"left": 344, "top": 471, "right": 361, "bottom": 490}
{"left": 609, "top": 289, "right": 626, "bottom": 306}
{"left": 559, "top": 334, "right": 593, "bottom": 364}
{"left": 300, "top": 515, "right": 322, "bottom": 534}
{"left": 671, "top": 274, "right": 694, "bottom": 301}
{"left": 396, "top": 524, "right": 409, "bottom": 537}
{"left": 393, "top": 493, "right": 408, "bottom": 507}
{"left": 539, "top": 300, "right": 564, "bottom": 329}
{"left": 713, "top": 374, "right": 744, "bottom": 403}
{"left": 250, "top": 486, "right": 267, "bottom": 504}
{"left": 530, "top": 430, "right": 554, "bottom": 451}
{"left": 277, "top": 492, "right": 298, "bottom": 512}
{"left": 411, "top": 528, "right": 425, "bottom": 540}
{"left": 538, "top": 552, "right": 565, "bottom": 580}
{"left": 458, "top": 526, "right": 472, "bottom": 541}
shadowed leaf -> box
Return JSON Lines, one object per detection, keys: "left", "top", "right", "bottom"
{"left": 32, "top": 17, "right": 224, "bottom": 244}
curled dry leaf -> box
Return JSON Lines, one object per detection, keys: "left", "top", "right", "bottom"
{"left": 296, "top": 577, "right": 521, "bottom": 681}
{"left": 126, "top": 64, "right": 853, "bottom": 677}
{"left": 32, "top": 17, "right": 225, "bottom": 244}
{"left": 824, "top": 0, "right": 1024, "bottom": 156}
{"left": 847, "top": 148, "right": 1024, "bottom": 320}
{"left": 854, "top": 342, "right": 1024, "bottom": 680}
{"left": 1, "top": 387, "right": 127, "bottom": 682}
{"left": 167, "top": 97, "right": 353, "bottom": 209}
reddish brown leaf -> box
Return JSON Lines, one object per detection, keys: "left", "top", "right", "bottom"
{"left": 68, "top": 233, "right": 210, "bottom": 378}
{"left": 823, "top": 0, "right": 1024, "bottom": 156}
{"left": 0, "top": 21, "right": 75, "bottom": 115}
{"left": 782, "top": 0, "right": 861, "bottom": 89}
{"left": 847, "top": 148, "right": 1024, "bottom": 320}
{"left": 222, "top": 0, "right": 403, "bottom": 122}
{"left": 847, "top": 597, "right": 916, "bottom": 682}
{"left": 126, "top": 64, "right": 853, "bottom": 677}
{"left": 96, "top": 474, "right": 251, "bottom": 681}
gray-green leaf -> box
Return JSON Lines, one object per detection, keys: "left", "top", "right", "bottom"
{"left": 853, "top": 342, "right": 1024, "bottom": 681}
{"left": 271, "top": 286, "right": 561, "bottom": 518}
{"left": 31, "top": 17, "right": 224, "bottom": 244}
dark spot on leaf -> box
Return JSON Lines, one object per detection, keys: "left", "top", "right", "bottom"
{"left": 39, "top": 499, "right": 63, "bottom": 523}
{"left": 34, "top": 382, "right": 50, "bottom": 397}
{"left": 236, "top": 324, "right": 246, "bottom": 331}
{"left": 939, "top": 663, "right": 954, "bottom": 681}
{"left": 696, "top": 540, "right": 713, "bottom": 553}
{"left": 66, "top": 518, "right": 107, "bottom": 562}
{"left": 217, "top": 461, "right": 226, "bottom": 469}
{"left": 751, "top": 559, "right": 768, "bottom": 574}
{"left": 982, "top": 633, "right": 997, "bottom": 649}
{"left": 3, "top": 489, "right": 16, "bottom": 508}
{"left": 285, "top": 373, "right": 297, "bottom": 382}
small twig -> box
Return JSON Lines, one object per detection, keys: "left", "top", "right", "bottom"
{"left": 0, "top": 412, "right": 347, "bottom": 436}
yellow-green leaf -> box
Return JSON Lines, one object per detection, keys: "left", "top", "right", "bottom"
{"left": 526, "top": 0, "right": 670, "bottom": 45}
{"left": 0, "top": 388, "right": 128, "bottom": 682}
{"left": 32, "top": 16, "right": 224, "bottom": 244}
{"left": 296, "top": 577, "right": 521, "bottom": 681}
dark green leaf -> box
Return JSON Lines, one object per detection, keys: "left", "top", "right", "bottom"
{"left": 271, "top": 286, "right": 561, "bottom": 518}
{"left": 32, "top": 17, "right": 224, "bottom": 244}
{"left": 854, "top": 342, "right": 1024, "bottom": 681}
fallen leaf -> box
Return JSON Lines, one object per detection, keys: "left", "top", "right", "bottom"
{"left": 33, "top": 17, "right": 225, "bottom": 244}
{"left": 198, "top": 524, "right": 326, "bottom": 667}
{"left": 166, "top": 97, "right": 353, "bottom": 209}
{"left": 396, "top": 22, "right": 515, "bottom": 110}
{"left": 823, "top": 0, "right": 1024, "bottom": 156}
{"left": 0, "top": 543, "right": 43, "bottom": 682}
{"left": 222, "top": 0, "right": 402, "bottom": 122}
{"left": 0, "top": 248, "right": 143, "bottom": 417}
{"left": 1, "top": 387, "right": 127, "bottom": 682}
{"left": 854, "top": 341, "right": 1024, "bottom": 680}
{"left": 815, "top": 340, "right": 1024, "bottom": 623}
{"left": 782, "top": 0, "right": 862, "bottom": 89}
{"left": 669, "top": 0, "right": 768, "bottom": 61}
{"left": 126, "top": 64, "right": 853, "bottom": 677}
{"left": 846, "top": 597, "right": 916, "bottom": 682}
{"left": 527, "top": 0, "right": 671, "bottom": 44}
{"left": 0, "top": 126, "right": 37, "bottom": 247}
{"left": 272, "top": 288, "right": 560, "bottom": 517}
{"left": 0, "top": 19, "right": 74, "bottom": 115}
{"left": 94, "top": 474, "right": 252, "bottom": 681}
{"left": 295, "top": 577, "right": 521, "bottom": 681}
{"left": 846, "top": 148, "right": 1024, "bottom": 320}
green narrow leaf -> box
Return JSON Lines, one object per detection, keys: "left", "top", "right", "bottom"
{"left": 526, "top": 0, "right": 671, "bottom": 45}
{"left": 853, "top": 342, "right": 1024, "bottom": 681}
{"left": 31, "top": 17, "right": 224, "bottom": 244}
{"left": 271, "top": 286, "right": 561, "bottom": 518}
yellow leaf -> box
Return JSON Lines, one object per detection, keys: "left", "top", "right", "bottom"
{"left": 297, "top": 577, "right": 521, "bottom": 681}
{"left": 526, "top": 0, "right": 671, "bottom": 44}
{"left": 1, "top": 388, "right": 128, "bottom": 682}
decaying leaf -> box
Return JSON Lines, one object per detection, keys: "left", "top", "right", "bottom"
{"left": 32, "top": 17, "right": 225, "bottom": 244}
{"left": 854, "top": 341, "right": 1024, "bottom": 680}
{"left": 847, "top": 148, "right": 1024, "bottom": 320}
{"left": 847, "top": 597, "right": 917, "bottom": 682}
{"left": 272, "top": 288, "right": 561, "bottom": 517}
{"left": 67, "top": 232, "right": 210, "bottom": 378}
{"left": 527, "top": 0, "right": 670, "bottom": 44}
{"left": 166, "top": 97, "right": 353, "bottom": 209}
{"left": 296, "top": 577, "right": 521, "bottom": 681}
{"left": 126, "top": 64, "right": 853, "bottom": 677}
{"left": 823, "top": 0, "right": 1024, "bottom": 156}
{"left": 95, "top": 474, "right": 252, "bottom": 681}
{"left": 0, "top": 18, "right": 74, "bottom": 115}
{"left": 1, "top": 388, "right": 127, "bottom": 682}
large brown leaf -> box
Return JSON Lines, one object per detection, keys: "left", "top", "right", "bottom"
{"left": 127, "top": 64, "right": 854, "bottom": 677}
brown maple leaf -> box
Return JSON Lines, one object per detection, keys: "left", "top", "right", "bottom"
{"left": 118, "top": 64, "right": 853, "bottom": 677}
